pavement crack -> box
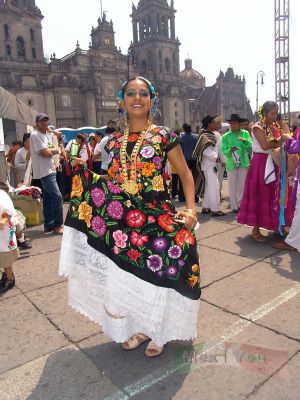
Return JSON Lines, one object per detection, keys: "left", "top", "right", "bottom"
{"left": 244, "top": 349, "right": 300, "bottom": 399}
{"left": 201, "top": 260, "right": 261, "bottom": 289}
{"left": 201, "top": 299, "right": 300, "bottom": 344}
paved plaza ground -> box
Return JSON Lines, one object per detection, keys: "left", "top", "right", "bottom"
{"left": 1, "top": 181, "right": 300, "bottom": 400}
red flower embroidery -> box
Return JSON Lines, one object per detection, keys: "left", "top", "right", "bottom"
{"left": 128, "top": 134, "right": 139, "bottom": 142}
{"left": 175, "top": 229, "right": 195, "bottom": 248}
{"left": 84, "top": 171, "right": 89, "bottom": 181}
{"left": 127, "top": 249, "right": 142, "bottom": 261}
{"left": 161, "top": 203, "right": 172, "bottom": 213}
{"left": 158, "top": 214, "right": 174, "bottom": 233}
{"left": 126, "top": 209, "right": 146, "bottom": 228}
{"left": 116, "top": 174, "right": 124, "bottom": 183}
{"left": 112, "top": 159, "right": 120, "bottom": 172}
{"left": 130, "top": 231, "right": 149, "bottom": 247}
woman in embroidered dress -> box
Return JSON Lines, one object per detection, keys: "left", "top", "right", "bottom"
{"left": 59, "top": 77, "right": 201, "bottom": 357}
{"left": 237, "top": 101, "right": 292, "bottom": 241}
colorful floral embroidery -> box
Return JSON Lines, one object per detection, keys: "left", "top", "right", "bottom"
{"left": 78, "top": 201, "right": 93, "bottom": 228}
{"left": 71, "top": 175, "right": 83, "bottom": 199}
{"left": 66, "top": 126, "right": 201, "bottom": 299}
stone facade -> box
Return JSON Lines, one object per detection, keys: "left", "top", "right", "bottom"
{"left": 0, "top": 0, "right": 253, "bottom": 141}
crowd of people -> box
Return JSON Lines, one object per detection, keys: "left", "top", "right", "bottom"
{"left": 1, "top": 76, "right": 300, "bottom": 357}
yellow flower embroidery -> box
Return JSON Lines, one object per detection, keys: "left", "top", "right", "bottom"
{"left": 188, "top": 275, "right": 199, "bottom": 288}
{"left": 78, "top": 201, "right": 93, "bottom": 228}
{"left": 192, "top": 264, "right": 200, "bottom": 273}
{"left": 92, "top": 173, "right": 100, "bottom": 182}
{"left": 71, "top": 175, "right": 83, "bottom": 199}
{"left": 152, "top": 175, "right": 164, "bottom": 191}
{"left": 141, "top": 162, "right": 156, "bottom": 177}
{"left": 124, "top": 200, "right": 132, "bottom": 208}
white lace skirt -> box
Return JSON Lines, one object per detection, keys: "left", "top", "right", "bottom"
{"left": 59, "top": 226, "right": 200, "bottom": 346}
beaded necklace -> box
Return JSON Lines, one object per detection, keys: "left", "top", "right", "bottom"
{"left": 120, "top": 122, "right": 153, "bottom": 195}
{"left": 258, "top": 106, "right": 280, "bottom": 143}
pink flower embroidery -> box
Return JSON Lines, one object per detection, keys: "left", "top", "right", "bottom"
{"left": 148, "top": 215, "right": 156, "bottom": 223}
{"left": 130, "top": 231, "right": 149, "bottom": 247}
{"left": 113, "top": 245, "right": 120, "bottom": 255}
{"left": 112, "top": 230, "right": 128, "bottom": 248}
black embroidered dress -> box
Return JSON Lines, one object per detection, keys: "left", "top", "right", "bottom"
{"left": 59, "top": 126, "right": 201, "bottom": 346}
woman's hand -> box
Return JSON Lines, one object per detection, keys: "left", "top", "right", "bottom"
{"left": 281, "top": 133, "right": 292, "bottom": 142}
{"left": 71, "top": 157, "right": 87, "bottom": 167}
{"left": 176, "top": 210, "right": 198, "bottom": 231}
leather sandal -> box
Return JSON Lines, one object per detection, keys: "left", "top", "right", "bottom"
{"left": 122, "top": 334, "right": 150, "bottom": 350}
{"left": 201, "top": 208, "right": 211, "bottom": 214}
{"left": 251, "top": 232, "right": 266, "bottom": 242}
{"left": 272, "top": 241, "right": 296, "bottom": 251}
{"left": 145, "top": 341, "right": 164, "bottom": 358}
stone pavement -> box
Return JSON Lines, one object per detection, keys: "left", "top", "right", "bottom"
{"left": 1, "top": 182, "right": 300, "bottom": 400}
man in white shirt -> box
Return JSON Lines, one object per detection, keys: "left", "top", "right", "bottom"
{"left": 98, "top": 123, "right": 117, "bottom": 174}
{"left": 30, "top": 113, "right": 63, "bottom": 235}
{"left": 201, "top": 115, "right": 225, "bottom": 216}
{"left": 92, "top": 131, "right": 104, "bottom": 174}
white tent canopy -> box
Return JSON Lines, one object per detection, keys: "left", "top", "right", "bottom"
{"left": 0, "top": 86, "right": 38, "bottom": 126}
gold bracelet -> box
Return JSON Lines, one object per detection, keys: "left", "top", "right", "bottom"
{"left": 184, "top": 208, "right": 197, "bottom": 216}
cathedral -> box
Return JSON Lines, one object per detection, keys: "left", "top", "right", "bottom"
{"left": 0, "top": 0, "right": 253, "bottom": 139}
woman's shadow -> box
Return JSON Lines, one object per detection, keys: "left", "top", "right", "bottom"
{"left": 26, "top": 340, "right": 195, "bottom": 400}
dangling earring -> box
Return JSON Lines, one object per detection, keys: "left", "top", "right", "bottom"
{"left": 117, "top": 100, "right": 126, "bottom": 119}
{"left": 117, "top": 100, "right": 128, "bottom": 129}
{"left": 150, "top": 94, "right": 159, "bottom": 123}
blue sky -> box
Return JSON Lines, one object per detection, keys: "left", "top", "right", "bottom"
{"left": 37, "top": 0, "right": 300, "bottom": 112}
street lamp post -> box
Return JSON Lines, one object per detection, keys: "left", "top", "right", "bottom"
{"left": 127, "top": 42, "right": 135, "bottom": 80}
{"left": 188, "top": 99, "right": 195, "bottom": 128}
{"left": 256, "top": 70, "right": 265, "bottom": 120}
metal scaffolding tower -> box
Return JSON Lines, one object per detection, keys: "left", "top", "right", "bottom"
{"left": 275, "top": 0, "right": 290, "bottom": 119}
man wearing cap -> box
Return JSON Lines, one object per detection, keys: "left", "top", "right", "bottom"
{"left": 221, "top": 114, "right": 252, "bottom": 213}
{"left": 30, "top": 113, "right": 63, "bottom": 235}
{"left": 197, "top": 115, "right": 225, "bottom": 216}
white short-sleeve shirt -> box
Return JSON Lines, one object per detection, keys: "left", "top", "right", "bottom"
{"left": 30, "top": 130, "right": 56, "bottom": 179}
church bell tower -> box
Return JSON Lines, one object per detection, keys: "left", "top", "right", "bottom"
{"left": 131, "top": 0, "right": 180, "bottom": 81}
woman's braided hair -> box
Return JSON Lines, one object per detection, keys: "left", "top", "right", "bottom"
{"left": 258, "top": 101, "right": 279, "bottom": 142}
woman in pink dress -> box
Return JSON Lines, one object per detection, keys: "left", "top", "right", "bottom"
{"left": 237, "top": 101, "right": 282, "bottom": 242}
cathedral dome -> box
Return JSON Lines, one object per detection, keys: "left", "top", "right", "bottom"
{"left": 180, "top": 59, "right": 205, "bottom": 88}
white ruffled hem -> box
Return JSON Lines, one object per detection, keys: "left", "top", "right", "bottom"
{"left": 59, "top": 226, "right": 200, "bottom": 347}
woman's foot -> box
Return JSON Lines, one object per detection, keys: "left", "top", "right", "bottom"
{"left": 252, "top": 229, "right": 266, "bottom": 243}
{"left": 201, "top": 208, "right": 211, "bottom": 214}
{"left": 145, "top": 341, "right": 164, "bottom": 358}
{"left": 122, "top": 334, "right": 150, "bottom": 350}
{"left": 272, "top": 241, "right": 296, "bottom": 251}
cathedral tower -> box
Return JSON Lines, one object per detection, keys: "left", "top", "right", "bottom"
{"left": 131, "top": 0, "right": 180, "bottom": 81}
{"left": 90, "top": 12, "right": 117, "bottom": 52}
{"left": 0, "top": 0, "right": 44, "bottom": 62}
